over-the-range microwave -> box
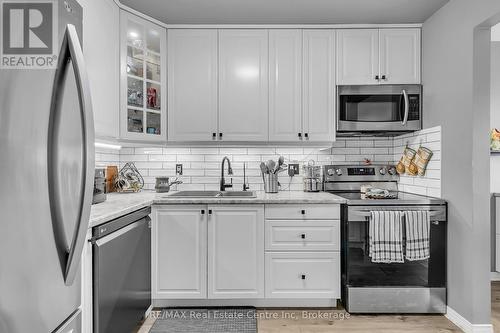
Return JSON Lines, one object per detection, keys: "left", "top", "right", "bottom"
{"left": 336, "top": 85, "right": 422, "bottom": 136}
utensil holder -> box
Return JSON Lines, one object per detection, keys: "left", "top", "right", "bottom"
{"left": 263, "top": 173, "right": 279, "bottom": 193}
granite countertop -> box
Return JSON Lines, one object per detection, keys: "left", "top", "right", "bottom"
{"left": 89, "top": 190, "right": 346, "bottom": 228}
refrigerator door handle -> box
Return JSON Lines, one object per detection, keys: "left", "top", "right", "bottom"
{"left": 48, "top": 24, "right": 95, "bottom": 286}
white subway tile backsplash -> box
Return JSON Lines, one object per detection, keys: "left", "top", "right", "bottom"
{"left": 96, "top": 128, "right": 441, "bottom": 197}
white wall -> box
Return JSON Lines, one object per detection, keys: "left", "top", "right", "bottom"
{"left": 422, "top": 0, "right": 500, "bottom": 326}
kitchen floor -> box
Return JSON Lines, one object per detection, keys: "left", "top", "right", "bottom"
{"left": 135, "top": 282, "right": 500, "bottom": 332}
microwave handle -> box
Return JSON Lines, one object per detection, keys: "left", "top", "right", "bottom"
{"left": 401, "top": 89, "right": 409, "bottom": 126}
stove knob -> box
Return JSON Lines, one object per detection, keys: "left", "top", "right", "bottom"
{"left": 388, "top": 167, "right": 397, "bottom": 175}
{"left": 327, "top": 169, "right": 335, "bottom": 176}
{"left": 379, "top": 167, "right": 387, "bottom": 175}
{"left": 335, "top": 168, "right": 343, "bottom": 176}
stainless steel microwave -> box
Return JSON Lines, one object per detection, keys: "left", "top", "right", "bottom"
{"left": 337, "top": 85, "right": 422, "bottom": 135}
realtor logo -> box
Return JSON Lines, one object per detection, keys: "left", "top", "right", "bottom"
{"left": 1, "top": 0, "right": 57, "bottom": 69}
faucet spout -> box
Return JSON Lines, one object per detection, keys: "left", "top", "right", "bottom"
{"left": 220, "top": 156, "right": 233, "bottom": 191}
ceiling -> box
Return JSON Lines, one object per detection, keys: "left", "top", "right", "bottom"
{"left": 119, "top": 0, "right": 450, "bottom": 25}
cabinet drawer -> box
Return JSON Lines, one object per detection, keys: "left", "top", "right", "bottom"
{"left": 265, "top": 252, "right": 340, "bottom": 298}
{"left": 265, "top": 221, "right": 339, "bottom": 251}
{"left": 265, "top": 204, "right": 340, "bottom": 220}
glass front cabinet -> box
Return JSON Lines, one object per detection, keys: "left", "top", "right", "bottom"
{"left": 120, "top": 11, "right": 166, "bottom": 141}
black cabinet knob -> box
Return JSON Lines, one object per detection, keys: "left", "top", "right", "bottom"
{"left": 301, "top": 233, "right": 306, "bottom": 239}
{"left": 301, "top": 274, "right": 306, "bottom": 280}
{"left": 375, "top": 75, "right": 380, "bottom": 80}
{"left": 208, "top": 209, "right": 212, "bottom": 215}
{"left": 298, "top": 133, "right": 302, "bottom": 138}
{"left": 201, "top": 209, "right": 205, "bottom": 215}
{"left": 381, "top": 75, "right": 386, "bottom": 80}
{"left": 304, "top": 133, "right": 309, "bottom": 139}
{"left": 212, "top": 133, "right": 216, "bottom": 139}
{"left": 219, "top": 133, "right": 223, "bottom": 139}
{"left": 301, "top": 209, "right": 306, "bottom": 215}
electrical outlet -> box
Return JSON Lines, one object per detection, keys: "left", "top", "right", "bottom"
{"left": 176, "top": 164, "right": 183, "bottom": 175}
{"left": 288, "top": 164, "right": 299, "bottom": 176}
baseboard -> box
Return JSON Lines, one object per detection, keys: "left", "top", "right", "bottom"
{"left": 445, "top": 306, "right": 493, "bottom": 333}
{"left": 153, "top": 298, "right": 338, "bottom": 308}
{"left": 490, "top": 272, "right": 500, "bottom": 281}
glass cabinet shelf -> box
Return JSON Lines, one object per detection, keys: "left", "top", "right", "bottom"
{"left": 121, "top": 11, "right": 166, "bottom": 141}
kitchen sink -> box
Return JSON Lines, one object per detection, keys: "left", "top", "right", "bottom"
{"left": 168, "top": 191, "right": 221, "bottom": 197}
{"left": 166, "top": 190, "right": 256, "bottom": 198}
{"left": 219, "top": 191, "right": 256, "bottom": 198}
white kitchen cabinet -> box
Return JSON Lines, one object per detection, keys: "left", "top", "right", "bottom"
{"left": 218, "top": 30, "right": 269, "bottom": 141}
{"left": 379, "top": 29, "right": 421, "bottom": 84}
{"left": 269, "top": 29, "right": 303, "bottom": 142}
{"left": 80, "top": 0, "right": 119, "bottom": 139}
{"left": 153, "top": 206, "right": 207, "bottom": 299}
{"left": 336, "top": 29, "right": 379, "bottom": 85}
{"left": 336, "top": 28, "right": 421, "bottom": 85}
{"left": 265, "top": 252, "right": 340, "bottom": 299}
{"left": 120, "top": 11, "right": 167, "bottom": 141}
{"left": 168, "top": 29, "right": 218, "bottom": 141}
{"left": 303, "top": 30, "right": 336, "bottom": 142}
{"left": 208, "top": 205, "right": 264, "bottom": 298}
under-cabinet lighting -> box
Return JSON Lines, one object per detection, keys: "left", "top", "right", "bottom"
{"left": 95, "top": 142, "right": 122, "bottom": 150}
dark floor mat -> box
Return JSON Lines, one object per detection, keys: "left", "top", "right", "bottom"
{"left": 150, "top": 308, "right": 257, "bottom": 333}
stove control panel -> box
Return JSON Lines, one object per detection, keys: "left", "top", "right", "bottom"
{"left": 323, "top": 164, "right": 399, "bottom": 182}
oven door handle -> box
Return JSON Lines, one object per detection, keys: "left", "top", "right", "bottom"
{"left": 355, "top": 210, "right": 442, "bottom": 218}
{"left": 401, "top": 89, "right": 409, "bottom": 126}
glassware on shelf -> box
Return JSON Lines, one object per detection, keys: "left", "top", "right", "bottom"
{"left": 146, "top": 52, "right": 160, "bottom": 81}
{"left": 127, "top": 46, "right": 143, "bottom": 77}
{"left": 127, "top": 109, "right": 143, "bottom": 133}
{"left": 146, "top": 112, "right": 161, "bottom": 135}
{"left": 127, "top": 77, "right": 143, "bottom": 107}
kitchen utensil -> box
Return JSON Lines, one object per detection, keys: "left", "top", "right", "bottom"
{"left": 276, "top": 156, "right": 284, "bottom": 173}
{"left": 155, "top": 177, "right": 183, "bottom": 193}
{"left": 267, "top": 160, "right": 276, "bottom": 173}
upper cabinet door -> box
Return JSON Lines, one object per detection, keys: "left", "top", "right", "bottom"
{"left": 81, "top": 0, "right": 119, "bottom": 139}
{"left": 379, "top": 29, "right": 421, "bottom": 84}
{"left": 336, "top": 29, "right": 379, "bottom": 85}
{"left": 120, "top": 11, "right": 166, "bottom": 141}
{"left": 303, "top": 30, "right": 335, "bottom": 142}
{"left": 168, "top": 29, "right": 218, "bottom": 142}
{"left": 269, "top": 30, "right": 302, "bottom": 142}
{"left": 218, "top": 30, "right": 269, "bottom": 141}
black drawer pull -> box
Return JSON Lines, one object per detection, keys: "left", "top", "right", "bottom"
{"left": 201, "top": 209, "right": 205, "bottom": 215}
{"left": 208, "top": 209, "right": 212, "bottom": 215}
{"left": 301, "top": 209, "right": 306, "bottom": 215}
{"left": 212, "top": 133, "right": 216, "bottom": 139}
{"left": 304, "top": 133, "right": 309, "bottom": 139}
{"left": 219, "top": 133, "right": 223, "bottom": 139}
{"left": 301, "top": 274, "right": 306, "bottom": 280}
{"left": 301, "top": 233, "right": 306, "bottom": 239}
{"left": 298, "top": 133, "right": 302, "bottom": 138}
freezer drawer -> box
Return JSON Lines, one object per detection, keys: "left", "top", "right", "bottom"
{"left": 92, "top": 209, "right": 151, "bottom": 333}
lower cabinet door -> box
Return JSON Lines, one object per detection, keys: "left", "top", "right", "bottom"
{"left": 208, "top": 205, "right": 265, "bottom": 298}
{"left": 153, "top": 206, "right": 207, "bottom": 299}
{"left": 265, "top": 252, "right": 340, "bottom": 298}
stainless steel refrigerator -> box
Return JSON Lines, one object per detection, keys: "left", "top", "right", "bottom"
{"left": 0, "top": 0, "right": 95, "bottom": 332}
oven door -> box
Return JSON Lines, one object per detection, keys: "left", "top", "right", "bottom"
{"left": 341, "top": 205, "right": 447, "bottom": 313}
{"left": 337, "top": 85, "right": 421, "bottom": 133}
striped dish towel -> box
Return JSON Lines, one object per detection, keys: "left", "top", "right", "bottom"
{"left": 369, "top": 211, "right": 404, "bottom": 263}
{"left": 404, "top": 211, "right": 431, "bottom": 261}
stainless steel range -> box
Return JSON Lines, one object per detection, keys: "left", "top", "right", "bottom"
{"left": 323, "top": 164, "right": 447, "bottom": 314}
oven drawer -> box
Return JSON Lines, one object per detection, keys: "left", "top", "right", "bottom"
{"left": 265, "top": 252, "right": 340, "bottom": 298}
{"left": 265, "top": 221, "right": 340, "bottom": 251}
{"left": 265, "top": 204, "right": 340, "bottom": 220}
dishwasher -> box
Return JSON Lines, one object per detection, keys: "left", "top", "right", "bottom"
{"left": 91, "top": 206, "right": 151, "bottom": 333}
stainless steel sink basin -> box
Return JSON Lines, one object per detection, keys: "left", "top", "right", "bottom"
{"left": 168, "top": 191, "right": 221, "bottom": 197}
{"left": 166, "top": 190, "right": 256, "bottom": 198}
{"left": 219, "top": 191, "right": 256, "bottom": 198}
